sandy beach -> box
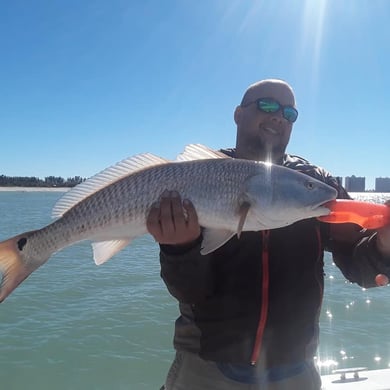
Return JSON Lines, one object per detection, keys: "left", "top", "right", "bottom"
{"left": 0, "top": 187, "right": 71, "bottom": 192}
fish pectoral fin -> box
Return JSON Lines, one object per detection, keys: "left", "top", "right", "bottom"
{"left": 237, "top": 201, "right": 250, "bottom": 238}
{"left": 200, "top": 229, "right": 235, "bottom": 255}
{"left": 92, "top": 239, "right": 132, "bottom": 265}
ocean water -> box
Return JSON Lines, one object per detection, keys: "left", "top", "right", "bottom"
{"left": 0, "top": 191, "right": 390, "bottom": 389}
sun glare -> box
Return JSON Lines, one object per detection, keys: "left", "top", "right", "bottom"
{"left": 299, "top": 0, "right": 329, "bottom": 86}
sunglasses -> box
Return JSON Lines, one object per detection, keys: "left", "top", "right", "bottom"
{"left": 242, "top": 98, "right": 298, "bottom": 123}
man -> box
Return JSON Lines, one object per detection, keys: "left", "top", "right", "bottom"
{"left": 147, "top": 79, "right": 390, "bottom": 389}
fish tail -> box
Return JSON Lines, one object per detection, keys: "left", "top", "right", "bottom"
{"left": 0, "top": 231, "right": 43, "bottom": 303}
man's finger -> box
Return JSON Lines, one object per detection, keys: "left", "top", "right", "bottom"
{"left": 170, "top": 192, "right": 187, "bottom": 230}
{"left": 183, "top": 199, "right": 200, "bottom": 236}
{"left": 159, "top": 192, "right": 176, "bottom": 237}
{"left": 146, "top": 202, "right": 163, "bottom": 239}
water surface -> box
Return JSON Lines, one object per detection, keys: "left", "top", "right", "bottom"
{"left": 0, "top": 191, "right": 389, "bottom": 389}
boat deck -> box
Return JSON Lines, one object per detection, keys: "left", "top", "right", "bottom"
{"left": 321, "top": 367, "right": 390, "bottom": 389}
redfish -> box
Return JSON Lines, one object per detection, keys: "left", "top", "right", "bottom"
{"left": 0, "top": 144, "right": 337, "bottom": 302}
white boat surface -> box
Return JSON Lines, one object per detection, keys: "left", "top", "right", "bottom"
{"left": 321, "top": 367, "right": 390, "bottom": 389}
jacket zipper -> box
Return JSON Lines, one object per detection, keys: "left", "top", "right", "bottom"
{"left": 314, "top": 224, "right": 324, "bottom": 299}
{"left": 250, "top": 229, "right": 270, "bottom": 365}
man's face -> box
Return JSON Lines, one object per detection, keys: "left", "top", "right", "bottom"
{"left": 235, "top": 81, "right": 296, "bottom": 160}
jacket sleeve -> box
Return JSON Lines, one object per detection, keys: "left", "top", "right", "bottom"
{"left": 159, "top": 234, "right": 215, "bottom": 303}
{"left": 318, "top": 169, "right": 390, "bottom": 288}
{"left": 330, "top": 231, "right": 390, "bottom": 288}
{"left": 302, "top": 161, "right": 390, "bottom": 288}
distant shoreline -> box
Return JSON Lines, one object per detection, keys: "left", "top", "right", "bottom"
{"left": 0, "top": 186, "right": 387, "bottom": 194}
{"left": 0, "top": 187, "right": 70, "bottom": 192}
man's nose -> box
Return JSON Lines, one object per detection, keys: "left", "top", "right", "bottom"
{"left": 270, "top": 111, "right": 284, "bottom": 122}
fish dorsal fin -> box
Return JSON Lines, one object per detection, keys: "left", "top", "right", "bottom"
{"left": 200, "top": 228, "right": 235, "bottom": 255}
{"left": 92, "top": 239, "right": 132, "bottom": 265}
{"left": 176, "top": 144, "right": 228, "bottom": 161}
{"left": 52, "top": 153, "right": 169, "bottom": 218}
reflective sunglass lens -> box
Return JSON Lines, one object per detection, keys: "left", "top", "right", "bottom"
{"left": 256, "top": 98, "right": 298, "bottom": 123}
{"left": 258, "top": 99, "right": 280, "bottom": 113}
{"left": 283, "top": 107, "right": 298, "bottom": 123}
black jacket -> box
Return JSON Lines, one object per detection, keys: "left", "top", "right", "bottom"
{"left": 159, "top": 152, "right": 390, "bottom": 368}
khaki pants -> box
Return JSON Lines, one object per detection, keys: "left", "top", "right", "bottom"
{"left": 163, "top": 351, "right": 321, "bottom": 390}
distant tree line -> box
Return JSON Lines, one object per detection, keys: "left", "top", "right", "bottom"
{"left": 0, "top": 175, "right": 85, "bottom": 188}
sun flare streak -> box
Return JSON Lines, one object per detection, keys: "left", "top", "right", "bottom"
{"left": 299, "top": 0, "right": 329, "bottom": 86}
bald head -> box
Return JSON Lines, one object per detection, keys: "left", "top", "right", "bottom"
{"left": 240, "top": 79, "right": 296, "bottom": 107}
{"left": 234, "top": 79, "right": 296, "bottom": 163}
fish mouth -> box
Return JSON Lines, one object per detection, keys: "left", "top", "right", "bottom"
{"left": 315, "top": 200, "right": 339, "bottom": 216}
{"left": 313, "top": 205, "right": 332, "bottom": 216}
{"left": 310, "top": 199, "right": 336, "bottom": 216}
{"left": 321, "top": 200, "right": 336, "bottom": 209}
{"left": 310, "top": 184, "right": 338, "bottom": 215}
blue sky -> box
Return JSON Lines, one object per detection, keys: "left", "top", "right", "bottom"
{"left": 1, "top": 0, "right": 389, "bottom": 190}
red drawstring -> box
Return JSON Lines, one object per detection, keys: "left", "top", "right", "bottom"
{"left": 250, "top": 230, "right": 270, "bottom": 365}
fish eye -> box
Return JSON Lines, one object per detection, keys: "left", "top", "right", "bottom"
{"left": 305, "top": 181, "right": 315, "bottom": 190}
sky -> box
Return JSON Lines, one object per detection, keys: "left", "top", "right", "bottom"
{"left": 1, "top": 0, "right": 390, "bottom": 190}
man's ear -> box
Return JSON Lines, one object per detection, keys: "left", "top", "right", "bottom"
{"left": 234, "top": 106, "right": 242, "bottom": 125}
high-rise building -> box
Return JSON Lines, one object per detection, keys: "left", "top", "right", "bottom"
{"left": 345, "top": 175, "right": 365, "bottom": 192}
{"left": 375, "top": 177, "right": 390, "bottom": 192}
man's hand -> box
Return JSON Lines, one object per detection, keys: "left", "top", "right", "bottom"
{"left": 146, "top": 190, "right": 201, "bottom": 245}
{"left": 376, "top": 200, "right": 390, "bottom": 255}
{"left": 375, "top": 200, "right": 390, "bottom": 285}
{"left": 376, "top": 225, "right": 390, "bottom": 256}
{"left": 375, "top": 220, "right": 390, "bottom": 286}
